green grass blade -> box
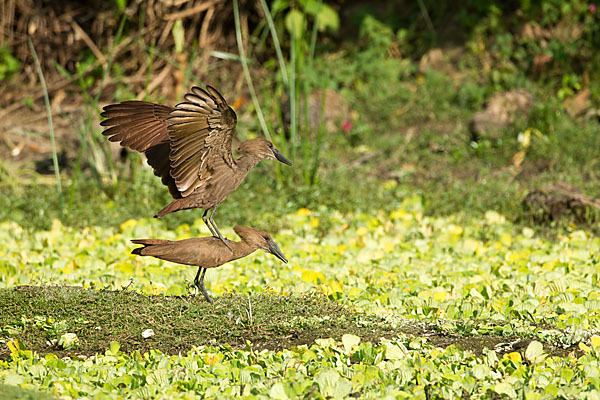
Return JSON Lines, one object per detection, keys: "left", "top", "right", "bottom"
{"left": 208, "top": 50, "right": 246, "bottom": 62}
{"left": 310, "top": 83, "right": 327, "bottom": 185}
{"left": 259, "top": 0, "right": 288, "bottom": 87}
{"left": 233, "top": 0, "right": 271, "bottom": 142}
{"left": 28, "top": 38, "right": 63, "bottom": 214}
{"left": 309, "top": 3, "right": 320, "bottom": 61}
{"left": 289, "top": 30, "right": 297, "bottom": 156}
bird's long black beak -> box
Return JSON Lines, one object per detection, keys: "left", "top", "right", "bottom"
{"left": 268, "top": 240, "right": 288, "bottom": 263}
{"left": 273, "top": 148, "right": 292, "bottom": 166}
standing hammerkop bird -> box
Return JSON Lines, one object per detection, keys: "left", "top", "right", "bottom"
{"left": 100, "top": 86, "right": 292, "bottom": 250}
{"left": 131, "top": 226, "right": 288, "bottom": 303}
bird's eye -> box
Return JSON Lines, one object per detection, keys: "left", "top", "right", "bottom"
{"left": 268, "top": 142, "right": 273, "bottom": 148}
{"left": 263, "top": 235, "right": 269, "bottom": 240}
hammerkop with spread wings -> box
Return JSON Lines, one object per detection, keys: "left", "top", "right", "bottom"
{"left": 131, "top": 226, "right": 288, "bottom": 303}
{"left": 100, "top": 86, "right": 291, "bottom": 250}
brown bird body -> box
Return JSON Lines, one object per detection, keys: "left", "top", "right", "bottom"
{"left": 131, "top": 226, "right": 288, "bottom": 303}
{"left": 101, "top": 86, "right": 292, "bottom": 248}
{"left": 153, "top": 138, "right": 286, "bottom": 217}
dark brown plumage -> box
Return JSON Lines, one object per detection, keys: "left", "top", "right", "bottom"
{"left": 100, "top": 86, "right": 292, "bottom": 250}
{"left": 131, "top": 226, "right": 288, "bottom": 303}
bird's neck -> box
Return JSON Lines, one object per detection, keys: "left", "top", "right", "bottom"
{"left": 236, "top": 153, "right": 263, "bottom": 172}
{"left": 229, "top": 240, "right": 258, "bottom": 261}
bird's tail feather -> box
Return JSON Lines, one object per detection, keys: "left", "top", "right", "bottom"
{"left": 154, "top": 199, "right": 187, "bottom": 218}
{"left": 131, "top": 239, "right": 171, "bottom": 245}
{"left": 130, "top": 239, "right": 172, "bottom": 255}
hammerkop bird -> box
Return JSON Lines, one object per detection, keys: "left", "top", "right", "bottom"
{"left": 131, "top": 226, "right": 288, "bottom": 303}
{"left": 100, "top": 86, "right": 292, "bottom": 250}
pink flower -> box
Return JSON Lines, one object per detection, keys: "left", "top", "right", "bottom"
{"left": 342, "top": 121, "right": 352, "bottom": 132}
{"left": 590, "top": 3, "right": 597, "bottom": 12}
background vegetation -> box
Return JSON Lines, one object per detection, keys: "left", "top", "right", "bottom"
{"left": 1, "top": 0, "right": 598, "bottom": 232}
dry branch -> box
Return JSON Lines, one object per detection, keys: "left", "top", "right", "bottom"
{"left": 163, "top": 1, "right": 217, "bottom": 20}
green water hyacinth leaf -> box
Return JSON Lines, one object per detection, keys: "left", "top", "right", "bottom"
{"left": 269, "top": 382, "right": 290, "bottom": 400}
{"left": 3, "top": 374, "right": 25, "bottom": 386}
{"left": 57, "top": 333, "right": 78, "bottom": 350}
{"left": 525, "top": 340, "right": 546, "bottom": 363}
{"left": 108, "top": 340, "right": 120, "bottom": 355}
{"left": 146, "top": 369, "right": 169, "bottom": 386}
{"left": 315, "top": 369, "right": 352, "bottom": 399}
{"left": 110, "top": 374, "right": 132, "bottom": 388}
{"left": 473, "top": 364, "right": 491, "bottom": 379}
{"left": 342, "top": 333, "right": 360, "bottom": 353}
{"left": 495, "top": 381, "right": 517, "bottom": 398}
{"left": 384, "top": 342, "right": 406, "bottom": 360}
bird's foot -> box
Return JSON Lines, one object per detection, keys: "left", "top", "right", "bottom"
{"left": 200, "top": 289, "right": 214, "bottom": 303}
{"left": 195, "top": 283, "right": 214, "bottom": 303}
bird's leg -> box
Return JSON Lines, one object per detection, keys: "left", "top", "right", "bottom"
{"left": 193, "top": 267, "right": 202, "bottom": 293}
{"left": 202, "top": 209, "right": 217, "bottom": 237}
{"left": 194, "top": 267, "right": 213, "bottom": 303}
{"left": 209, "top": 206, "right": 233, "bottom": 253}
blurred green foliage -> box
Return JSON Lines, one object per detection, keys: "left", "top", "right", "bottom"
{"left": 382, "top": 0, "right": 599, "bottom": 96}
{"left": 3, "top": 0, "right": 600, "bottom": 232}
{"left": 273, "top": 0, "right": 340, "bottom": 37}
{"left": 0, "top": 46, "right": 20, "bottom": 80}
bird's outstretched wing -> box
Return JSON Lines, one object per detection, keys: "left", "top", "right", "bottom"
{"left": 144, "top": 142, "right": 181, "bottom": 198}
{"left": 100, "top": 101, "right": 173, "bottom": 152}
{"left": 167, "top": 86, "right": 237, "bottom": 197}
{"left": 100, "top": 101, "right": 179, "bottom": 197}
